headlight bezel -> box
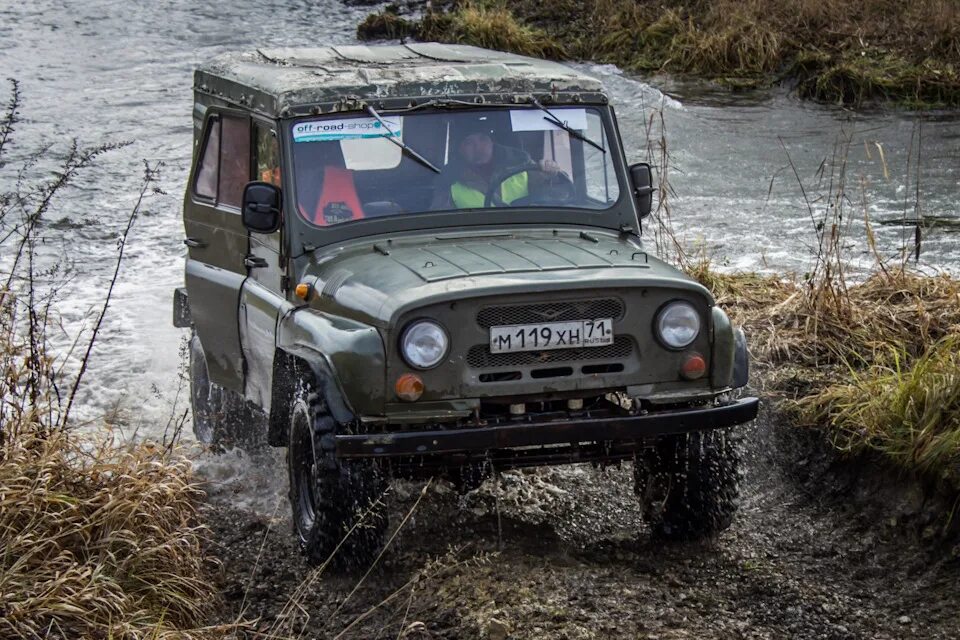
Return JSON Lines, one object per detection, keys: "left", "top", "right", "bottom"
{"left": 654, "top": 300, "right": 702, "bottom": 350}
{"left": 399, "top": 319, "right": 451, "bottom": 370}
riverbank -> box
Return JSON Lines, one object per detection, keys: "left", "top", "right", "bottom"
{"left": 698, "top": 265, "right": 960, "bottom": 492}
{"left": 357, "top": 0, "right": 960, "bottom": 107}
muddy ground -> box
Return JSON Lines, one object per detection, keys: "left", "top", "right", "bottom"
{"left": 198, "top": 406, "right": 960, "bottom": 639}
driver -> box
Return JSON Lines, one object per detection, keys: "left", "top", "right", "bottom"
{"left": 433, "top": 121, "right": 563, "bottom": 210}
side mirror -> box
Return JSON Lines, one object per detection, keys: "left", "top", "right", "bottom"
{"left": 242, "top": 182, "right": 282, "bottom": 233}
{"left": 629, "top": 162, "right": 654, "bottom": 218}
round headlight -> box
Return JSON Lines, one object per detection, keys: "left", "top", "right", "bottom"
{"left": 400, "top": 320, "right": 449, "bottom": 369}
{"left": 656, "top": 301, "right": 701, "bottom": 349}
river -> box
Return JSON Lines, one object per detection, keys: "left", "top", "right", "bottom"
{"left": 1, "top": 0, "right": 958, "bottom": 429}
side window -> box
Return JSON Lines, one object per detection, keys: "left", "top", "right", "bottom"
{"left": 255, "top": 122, "right": 281, "bottom": 186}
{"left": 194, "top": 118, "right": 220, "bottom": 199}
{"left": 219, "top": 115, "right": 251, "bottom": 208}
{"left": 192, "top": 113, "right": 251, "bottom": 208}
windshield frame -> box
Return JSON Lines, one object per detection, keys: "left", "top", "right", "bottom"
{"left": 281, "top": 103, "right": 639, "bottom": 252}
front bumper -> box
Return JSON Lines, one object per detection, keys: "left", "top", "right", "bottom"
{"left": 335, "top": 396, "right": 759, "bottom": 459}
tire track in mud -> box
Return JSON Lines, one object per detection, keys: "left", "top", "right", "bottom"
{"left": 200, "top": 409, "right": 960, "bottom": 639}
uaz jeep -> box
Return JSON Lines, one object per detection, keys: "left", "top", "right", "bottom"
{"left": 173, "top": 44, "right": 758, "bottom": 564}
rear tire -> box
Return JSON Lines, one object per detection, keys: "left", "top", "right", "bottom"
{"left": 634, "top": 429, "right": 741, "bottom": 541}
{"left": 287, "top": 375, "right": 387, "bottom": 568}
{"left": 188, "top": 332, "right": 264, "bottom": 450}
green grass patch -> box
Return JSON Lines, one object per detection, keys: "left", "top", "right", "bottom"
{"left": 795, "top": 51, "right": 960, "bottom": 108}
{"left": 797, "top": 337, "right": 960, "bottom": 484}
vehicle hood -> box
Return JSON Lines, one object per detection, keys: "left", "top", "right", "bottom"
{"left": 299, "top": 229, "right": 711, "bottom": 327}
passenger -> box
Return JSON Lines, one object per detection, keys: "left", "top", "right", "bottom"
{"left": 432, "top": 122, "right": 562, "bottom": 210}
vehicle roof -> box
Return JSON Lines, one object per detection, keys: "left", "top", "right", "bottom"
{"left": 195, "top": 43, "right": 606, "bottom": 118}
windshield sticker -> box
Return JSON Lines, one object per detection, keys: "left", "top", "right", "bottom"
{"left": 510, "top": 108, "right": 588, "bottom": 132}
{"left": 292, "top": 117, "right": 402, "bottom": 143}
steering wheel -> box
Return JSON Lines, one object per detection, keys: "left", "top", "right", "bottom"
{"left": 484, "top": 162, "right": 575, "bottom": 208}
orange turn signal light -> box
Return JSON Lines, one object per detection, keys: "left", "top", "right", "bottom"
{"left": 680, "top": 354, "right": 707, "bottom": 380}
{"left": 395, "top": 373, "right": 424, "bottom": 402}
{"left": 295, "top": 282, "right": 311, "bottom": 300}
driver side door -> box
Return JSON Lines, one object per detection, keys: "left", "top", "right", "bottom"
{"left": 183, "top": 109, "right": 251, "bottom": 393}
{"left": 239, "top": 120, "right": 287, "bottom": 411}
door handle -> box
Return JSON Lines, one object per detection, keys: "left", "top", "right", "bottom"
{"left": 183, "top": 237, "right": 207, "bottom": 248}
{"left": 244, "top": 255, "right": 268, "bottom": 269}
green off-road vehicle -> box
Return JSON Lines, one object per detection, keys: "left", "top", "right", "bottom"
{"left": 173, "top": 43, "right": 758, "bottom": 564}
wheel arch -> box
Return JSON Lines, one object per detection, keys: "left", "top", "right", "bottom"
{"left": 268, "top": 347, "right": 357, "bottom": 446}
{"left": 710, "top": 307, "right": 736, "bottom": 388}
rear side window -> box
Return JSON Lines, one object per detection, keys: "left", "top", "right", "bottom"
{"left": 193, "top": 113, "right": 251, "bottom": 208}
{"left": 194, "top": 119, "right": 220, "bottom": 199}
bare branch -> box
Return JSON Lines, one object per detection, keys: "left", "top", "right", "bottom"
{"left": 61, "top": 160, "right": 163, "bottom": 428}
{"left": 0, "top": 78, "right": 20, "bottom": 165}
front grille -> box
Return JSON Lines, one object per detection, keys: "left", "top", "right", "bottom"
{"left": 476, "top": 298, "right": 625, "bottom": 329}
{"left": 467, "top": 335, "right": 634, "bottom": 369}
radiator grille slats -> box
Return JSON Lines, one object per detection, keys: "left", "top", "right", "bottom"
{"left": 476, "top": 298, "right": 625, "bottom": 329}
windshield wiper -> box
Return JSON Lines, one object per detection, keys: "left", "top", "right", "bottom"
{"left": 363, "top": 104, "right": 441, "bottom": 174}
{"left": 529, "top": 97, "right": 606, "bottom": 154}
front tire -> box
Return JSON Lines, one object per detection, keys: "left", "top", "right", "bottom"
{"left": 287, "top": 377, "right": 387, "bottom": 568}
{"left": 634, "top": 429, "right": 741, "bottom": 541}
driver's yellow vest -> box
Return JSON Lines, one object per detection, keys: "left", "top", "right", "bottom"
{"left": 450, "top": 172, "right": 529, "bottom": 208}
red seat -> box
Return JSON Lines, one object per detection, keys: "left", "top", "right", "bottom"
{"left": 299, "top": 165, "right": 365, "bottom": 226}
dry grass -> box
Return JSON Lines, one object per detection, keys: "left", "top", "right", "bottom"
{"left": 734, "top": 270, "right": 960, "bottom": 372}
{"left": 418, "top": 2, "right": 565, "bottom": 59}
{"left": 689, "top": 256, "right": 960, "bottom": 488}
{"left": 359, "top": 1, "right": 565, "bottom": 59}
{"left": 360, "top": 0, "right": 960, "bottom": 106}
{"left": 0, "top": 431, "right": 228, "bottom": 640}
{"left": 591, "top": 1, "right": 784, "bottom": 77}
{"left": 1, "top": 278, "right": 231, "bottom": 639}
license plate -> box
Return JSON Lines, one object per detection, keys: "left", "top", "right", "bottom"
{"left": 489, "top": 318, "right": 614, "bottom": 353}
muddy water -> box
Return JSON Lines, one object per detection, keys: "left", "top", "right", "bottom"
{"left": 1, "top": 2, "right": 959, "bottom": 428}
{"left": 589, "top": 65, "right": 960, "bottom": 274}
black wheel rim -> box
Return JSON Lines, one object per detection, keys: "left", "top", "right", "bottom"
{"left": 290, "top": 403, "right": 318, "bottom": 537}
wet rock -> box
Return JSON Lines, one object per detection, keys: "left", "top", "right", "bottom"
{"left": 486, "top": 617, "right": 509, "bottom": 640}
{"left": 898, "top": 615, "right": 912, "bottom": 625}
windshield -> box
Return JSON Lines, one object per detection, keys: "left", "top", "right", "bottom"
{"left": 289, "top": 107, "right": 621, "bottom": 227}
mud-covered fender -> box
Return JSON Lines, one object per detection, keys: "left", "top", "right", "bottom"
{"left": 275, "top": 307, "right": 386, "bottom": 419}
{"left": 732, "top": 327, "right": 749, "bottom": 389}
{"left": 172, "top": 286, "right": 191, "bottom": 328}
{"left": 710, "top": 307, "right": 735, "bottom": 389}
{"left": 710, "top": 307, "right": 750, "bottom": 390}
